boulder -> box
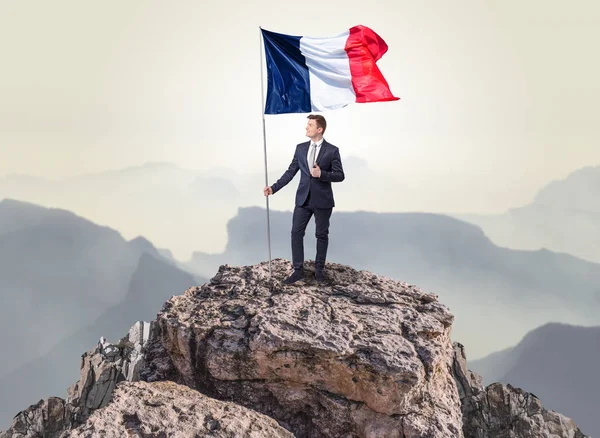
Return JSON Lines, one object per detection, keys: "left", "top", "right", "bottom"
{"left": 68, "top": 380, "right": 294, "bottom": 438}
{"left": 146, "top": 259, "right": 463, "bottom": 437}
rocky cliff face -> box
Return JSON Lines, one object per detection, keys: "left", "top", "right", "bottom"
{"left": 453, "top": 343, "right": 586, "bottom": 438}
{"left": 0, "top": 259, "right": 588, "bottom": 438}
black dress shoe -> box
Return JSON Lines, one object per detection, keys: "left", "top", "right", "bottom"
{"left": 315, "top": 270, "right": 325, "bottom": 283}
{"left": 283, "top": 270, "right": 304, "bottom": 284}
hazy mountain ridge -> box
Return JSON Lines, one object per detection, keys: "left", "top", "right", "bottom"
{"left": 4, "top": 161, "right": 599, "bottom": 263}
{"left": 456, "top": 164, "right": 600, "bottom": 263}
{"left": 0, "top": 158, "right": 405, "bottom": 259}
{"left": 0, "top": 199, "right": 142, "bottom": 376}
{"left": 0, "top": 163, "right": 244, "bottom": 260}
{"left": 534, "top": 165, "right": 600, "bottom": 212}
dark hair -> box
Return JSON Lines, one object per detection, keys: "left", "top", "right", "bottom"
{"left": 307, "top": 114, "right": 327, "bottom": 134}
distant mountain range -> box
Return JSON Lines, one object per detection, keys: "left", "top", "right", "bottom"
{"left": 456, "top": 165, "right": 600, "bottom": 263}
{"left": 3, "top": 161, "right": 599, "bottom": 264}
{"left": 0, "top": 162, "right": 243, "bottom": 260}
{"left": 185, "top": 207, "right": 600, "bottom": 361}
{"left": 0, "top": 199, "right": 204, "bottom": 428}
{"left": 0, "top": 199, "right": 138, "bottom": 376}
{"left": 0, "top": 158, "right": 400, "bottom": 260}
{"left": 470, "top": 323, "right": 600, "bottom": 438}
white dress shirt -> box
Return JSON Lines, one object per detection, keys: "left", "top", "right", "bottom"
{"left": 307, "top": 138, "right": 324, "bottom": 167}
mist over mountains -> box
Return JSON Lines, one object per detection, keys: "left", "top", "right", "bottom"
{"left": 3, "top": 161, "right": 600, "bottom": 264}
{"left": 0, "top": 158, "right": 407, "bottom": 260}
{"left": 0, "top": 199, "right": 139, "bottom": 376}
{"left": 535, "top": 165, "right": 600, "bottom": 212}
{"left": 457, "top": 165, "right": 600, "bottom": 263}
{"left": 0, "top": 162, "right": 243, "bottom": 260}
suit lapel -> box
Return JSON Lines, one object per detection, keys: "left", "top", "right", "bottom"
{"left": 315, "top": 139, "right": 327, "bottom": 165}
{"left": 301, "top": 142, "right": 310, "bottom": 174}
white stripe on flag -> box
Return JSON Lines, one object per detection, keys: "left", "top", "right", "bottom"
{"left": 300, "top": 31, "right": 356, "bottom": 112}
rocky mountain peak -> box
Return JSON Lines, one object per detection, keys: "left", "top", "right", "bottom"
{"left": 0, "top": 260, "right": 589, "bottom": 437}
{"left": 145, "top": 259, "right": 461, "bottom": 436}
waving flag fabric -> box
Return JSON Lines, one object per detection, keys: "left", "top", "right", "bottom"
{"left": 261, "top": 25, "right": 399, "bottom": 115}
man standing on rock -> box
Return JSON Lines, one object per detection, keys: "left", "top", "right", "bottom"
{"left": 264, "top": 115, "right": 345, "bottom": 284}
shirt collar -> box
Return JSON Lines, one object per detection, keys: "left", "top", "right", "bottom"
{"left": 311, "top": 138, "right": 324, "bottom": 147}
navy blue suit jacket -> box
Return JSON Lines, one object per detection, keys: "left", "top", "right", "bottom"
{"left": 271, "top": 139, "right": 345, "bottom": 209}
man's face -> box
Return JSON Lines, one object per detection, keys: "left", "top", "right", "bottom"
{"left": 305, "top": 120, "right": 321, "bottom": 138}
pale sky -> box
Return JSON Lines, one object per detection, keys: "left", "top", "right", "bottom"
{"left": 1, "top": 0, "right": 599, "bottom": 214}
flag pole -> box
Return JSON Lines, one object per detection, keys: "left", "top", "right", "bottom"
{"left": 259, "top": 26, "right": 273, "bottom": 282}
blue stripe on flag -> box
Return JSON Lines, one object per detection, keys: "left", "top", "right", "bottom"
{"left": 261, "top": 29, "right": 311, "bottom": 114}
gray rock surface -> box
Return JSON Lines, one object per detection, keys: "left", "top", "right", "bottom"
{"left": 66, "top": 321, "right": 151, "bottom": 424}
{"left": 148, "top": 259, "right": 463, "bottom": 438}
{"left": 68, "top": 380, "right": 294, "bottom": 438}
{"left": 453, "top": 342, "right": 587, "bottom": 438}
{"left": 0, "top": 321, "right": 151, "bottom": 437}
{"left": 0, "top": 397, "right": 66, "bottom": 438}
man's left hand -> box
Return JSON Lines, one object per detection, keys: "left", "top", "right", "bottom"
{"left": 311, "top": 164, "right": 321, "bottom": 178}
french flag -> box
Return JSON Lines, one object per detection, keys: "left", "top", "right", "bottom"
{"left": 261, "top": 25, "right": 399, "bottom": 115}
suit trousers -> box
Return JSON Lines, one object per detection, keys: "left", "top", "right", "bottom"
{"left": 291, "top": 191, "right": 333, "bottom": 272}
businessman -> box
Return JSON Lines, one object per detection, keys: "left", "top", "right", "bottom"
{"left": 264, "top": 114, "right": 345, "bottom": 284}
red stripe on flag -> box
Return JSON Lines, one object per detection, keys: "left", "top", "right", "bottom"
{"left": 344, "top": 25, "right": 400, "bottom": 103}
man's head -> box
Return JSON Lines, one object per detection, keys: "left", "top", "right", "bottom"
{"left": 305, "top": 114, "right": 326, "bottom": 140}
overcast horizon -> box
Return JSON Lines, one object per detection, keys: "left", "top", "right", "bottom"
{"left": 4, "top": 158, "right": 593, "bottom": 216}
{"left": 1, "top": 0, "right": 599, "bottom": 216}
